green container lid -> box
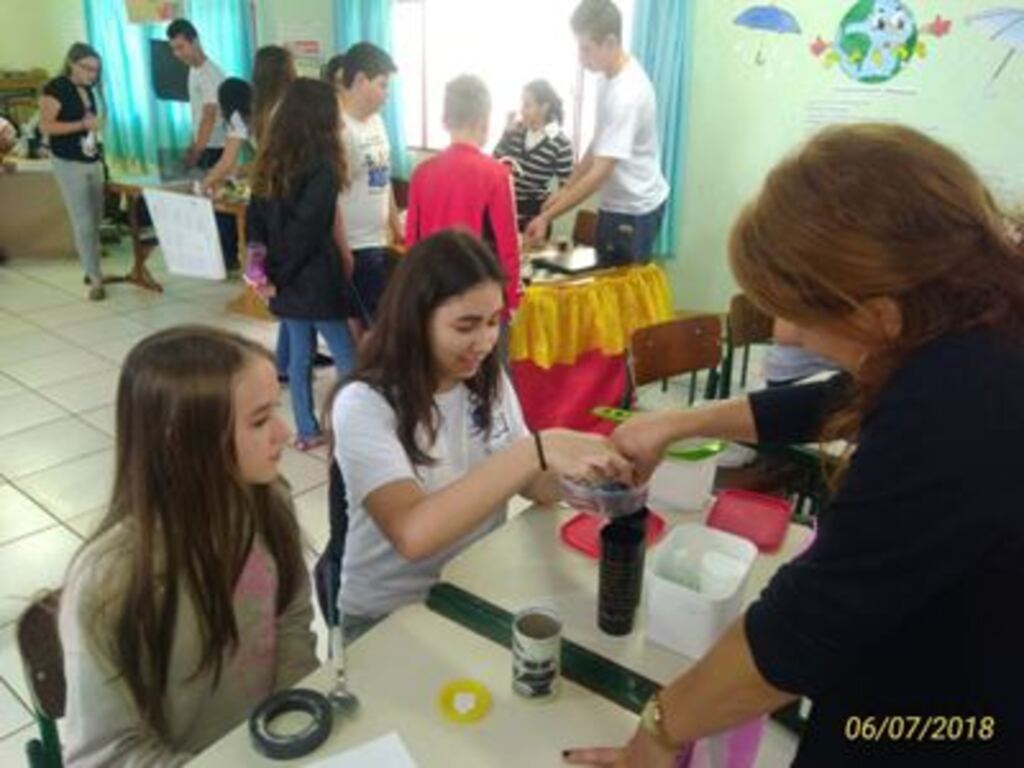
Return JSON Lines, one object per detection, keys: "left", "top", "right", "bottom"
{"left": 591, "top": 407, "right": 727, "bottom": 461}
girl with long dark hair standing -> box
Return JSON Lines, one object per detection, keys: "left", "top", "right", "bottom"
{"left": 249, "top": 78, "right": 357, "bottom": 450}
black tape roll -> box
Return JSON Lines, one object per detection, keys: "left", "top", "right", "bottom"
{"left": 249, "top": 688, "right": 333, "bottom": 760}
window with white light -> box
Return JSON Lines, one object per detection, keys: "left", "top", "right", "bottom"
{"left": 392, "top": 0, "right": 634, "bottom": 156}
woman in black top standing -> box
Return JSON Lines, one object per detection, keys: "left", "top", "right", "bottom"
{"left": 248, "top": 78, "right": 357, "bottom": 451}
{"left": 39, "top": 43, "right": 106, "bottom": 301}
{"left": 565, "top": 124, "right": 1024, "bottom": 766}
{"left": 494, "top": 79, "right": 574, "bottom": 232}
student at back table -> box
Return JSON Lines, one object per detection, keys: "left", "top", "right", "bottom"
{"left": 525, "top": 0, "right": 669, "bottom": 267}
{"left": 405, "top": 75, "right": 522, "bottom": 315}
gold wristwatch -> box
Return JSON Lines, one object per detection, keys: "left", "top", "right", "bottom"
{"left": 639, "top": 692, "right": 677, "bottom": 749}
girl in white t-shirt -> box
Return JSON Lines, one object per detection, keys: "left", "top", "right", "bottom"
{"left": 201, "top": 77, "right": 253, "bottom": 194}
{"left": 329, "top": 230, "right": 631, "bottom": 637}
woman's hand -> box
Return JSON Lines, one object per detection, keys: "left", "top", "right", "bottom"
{"left": 563, "top": 726, "right": 682, "bottom": 768}
{"left": 81, "top": 112, "right": 98, "bottom": 132}
{"left": 610, "top": 412, "right": 683, "bottom": 483}
{"left": 253, "top": 282, "right": 277, "bottom": 302}
{"left": 541, "top": 429, "right": 633, "bottom": 485}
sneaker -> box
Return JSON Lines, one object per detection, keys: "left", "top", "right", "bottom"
{"left": 87, "top": 283, "right": 106, "bottom": 301}
{"left": 293, "top": 433, "right": 329, "bottom": 452}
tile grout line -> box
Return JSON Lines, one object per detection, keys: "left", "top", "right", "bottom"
{"left": 1, "top": 443, "right": 113, "bottom": 495}
{"left": 0, "top": 676, "right": 33, "bottom": 735}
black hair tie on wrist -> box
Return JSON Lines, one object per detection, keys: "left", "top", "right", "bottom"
{"left": 250, "top": 688, "right": 333, "bottom": 760}
{"left": 533, "top": 431, "right": 548, "bottom": 471}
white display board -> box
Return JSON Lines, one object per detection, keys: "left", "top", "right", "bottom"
{"left": 142, "top": 187, "right": 226, "bottom": 281}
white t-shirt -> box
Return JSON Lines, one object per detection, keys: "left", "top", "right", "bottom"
{"left": 339, "top": 111, "right": 392, "bottom": 250}
{"left": 591, "top": 57, "right": 669, "bottom": 214}
{"left": 225, "top": 111, "right": 249, "bottom": 143}
{"left": 333, "top": 375, "right": 529, "bottom": 617}
{"left": 188, "top": 58, "right": 226, "bottom": 149}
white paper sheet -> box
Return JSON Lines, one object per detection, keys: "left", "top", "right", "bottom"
{"left": 143, "top": 187, "right": 226, "bottom": 280}
{"left": 306, "top": 732, "right": 418, "bottom": 768}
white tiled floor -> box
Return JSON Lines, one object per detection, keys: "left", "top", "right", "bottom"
{"left": 0, "top": 247, "right": 795, "bottom": 764}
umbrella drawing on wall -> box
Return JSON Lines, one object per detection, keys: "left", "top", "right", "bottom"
{"left": 966, "top": 6, "right": 1024, "bottom": 83}
{"left": 734, "top": 3, "right": 802, "bottom": 65}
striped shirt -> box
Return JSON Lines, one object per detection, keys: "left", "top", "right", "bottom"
{"left": 494, "top": 123, "right": 574, "bottom": 204}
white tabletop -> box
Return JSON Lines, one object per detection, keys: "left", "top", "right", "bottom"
{"left": 441, "top": 505, "right": 812, "bottom": 685}
{"left": 192, "top": 604, "right": 636, "bottom": 767}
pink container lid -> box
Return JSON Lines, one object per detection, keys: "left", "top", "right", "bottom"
{"left": 560, "top": 510, "right": 668, "bottom": 559}
{"left": 706, "top": 489, "right": 792, "bottom": 552}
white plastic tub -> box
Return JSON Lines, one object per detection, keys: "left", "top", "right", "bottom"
{"left": 645, "top": 523, "right": 757, "bottom": 659}
{"left": 648, "top": 439, "right": 724, "bottom": 513}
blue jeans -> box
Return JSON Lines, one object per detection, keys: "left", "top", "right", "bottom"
{"left": 595, "top": 203, "right": 666, "bottom": 267}
{"left": 283, "top": 318, "right": 356, "bottom": 439}
{"left": 351, "top": 247, "right": 391, "bottom": 325}
{"left": 275, "top": 325, "right": 290, "bottom": 377}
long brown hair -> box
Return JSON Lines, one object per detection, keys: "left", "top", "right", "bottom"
{"left": 72, "top": 326, "right": 306, "bottom": 739}
{"left": 251, "top": 78, "right": 347, "bottom": 199}
{"left": 251, "top": 45, "right": 295, "bottom": 147}
{"left": 330, "top": 231, "right": 505, "bottom": 466}
{"left": 729, "top": 123, "right": 1024, "bottom": 445}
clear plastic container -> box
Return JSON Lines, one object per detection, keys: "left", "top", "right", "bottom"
{"left": 559, "top": 477, "right": 649, "bottom": 519}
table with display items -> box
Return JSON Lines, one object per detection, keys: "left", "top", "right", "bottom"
{"left": 430, "top": 503, "right": 812, "bottom": 710}
{"left": 509, "top": 260, "right": 674, "bottom": 433}
{"left": 192, "top": 604, "right": 635, "bottom": 767}
{"left": 105, "top": 177, "right": 249, "bottom": 299}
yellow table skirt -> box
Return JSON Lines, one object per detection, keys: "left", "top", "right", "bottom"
{"left": 508, "top": 264, "right": 673, "bottom": 369}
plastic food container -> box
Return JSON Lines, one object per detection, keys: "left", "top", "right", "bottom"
{"left": 559, "top": 478, "right": 649, "bottom": 519}
{"left": 648, "top": 438, "right": 726, "bottom": 513}
{"left": 645, "top": 523, "right": 757, "bottom": 659}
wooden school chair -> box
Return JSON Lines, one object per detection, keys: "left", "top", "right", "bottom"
{"left": 17, "top": 591, "right": 65, "bottom": 768}
{"left": 720, "top": 293, "right": 773, "bottom": 398}
{"left": 571, "top": 209, "right": 598, "bottom": 247}
{"left": 624, "top": 315, "right": 723, "bottom": 408}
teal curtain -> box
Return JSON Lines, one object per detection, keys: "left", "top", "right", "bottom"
{"left": 84, "top": 0, "right": 254, "bottom": 175}
{"left": 630, "top": 0, "right": 694, "bottom": 260}
{"left": 334, "top": 0, "right": 411, "bottom": 179}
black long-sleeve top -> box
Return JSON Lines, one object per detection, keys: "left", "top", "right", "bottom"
{"left": 248, "top": 158, "right": 351, "bottom": 320}
{"left": 745, "top": 329, "right": 1024, "bottom": 766}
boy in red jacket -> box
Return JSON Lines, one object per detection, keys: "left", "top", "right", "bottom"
{"left": 406, "top": 75, "right": 521, "bottom": 313}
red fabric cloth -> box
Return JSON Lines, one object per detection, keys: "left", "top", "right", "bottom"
{"left": 406, "top": 142, "right": 522, "bottom": 310}
{"left": 509, "top": 349, "right": 627, "bottom": 435}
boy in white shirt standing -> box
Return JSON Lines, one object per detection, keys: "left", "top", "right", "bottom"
{"left": 167, "top": 19, "right": 226, "bottom": 171}
{"left": 330, "top": 43, "right": 403, "bottom": 324}
{"left": 167, "top": 18, "right": 238, "bottom": 270}
{"left": 525, "top": 0, "right": 669, "bottom": 267}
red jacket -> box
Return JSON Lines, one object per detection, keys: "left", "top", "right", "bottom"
{"left": 406, "top": 142, "right": 521, "bottom": 310}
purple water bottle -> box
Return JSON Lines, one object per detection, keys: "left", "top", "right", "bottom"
{"left": 244, "top": 243, "right": 268, "bottom": 287}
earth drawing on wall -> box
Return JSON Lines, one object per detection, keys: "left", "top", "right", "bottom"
{"left": 808, "top": 0, "right": 953, "bottom": 83}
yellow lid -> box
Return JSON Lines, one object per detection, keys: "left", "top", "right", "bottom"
{"left": 438, "top": 679, "right": 492, "bottom": 724}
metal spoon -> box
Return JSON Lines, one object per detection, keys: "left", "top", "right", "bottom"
{"left": 327, "top": 624, "right": 360, "bottom": 713}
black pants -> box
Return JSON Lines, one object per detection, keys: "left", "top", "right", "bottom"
{"left": 197, "top": 148, "right": 239, "bottom": 270}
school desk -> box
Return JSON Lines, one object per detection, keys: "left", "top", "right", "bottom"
{"left": 191, "top": 604, "right": 635, "bottom": 767}
{"left": 430, "top": 503, "right": 812, "bottom": 712}
{"left": 105, "top": 177, "right": 249, "bottom": 299}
